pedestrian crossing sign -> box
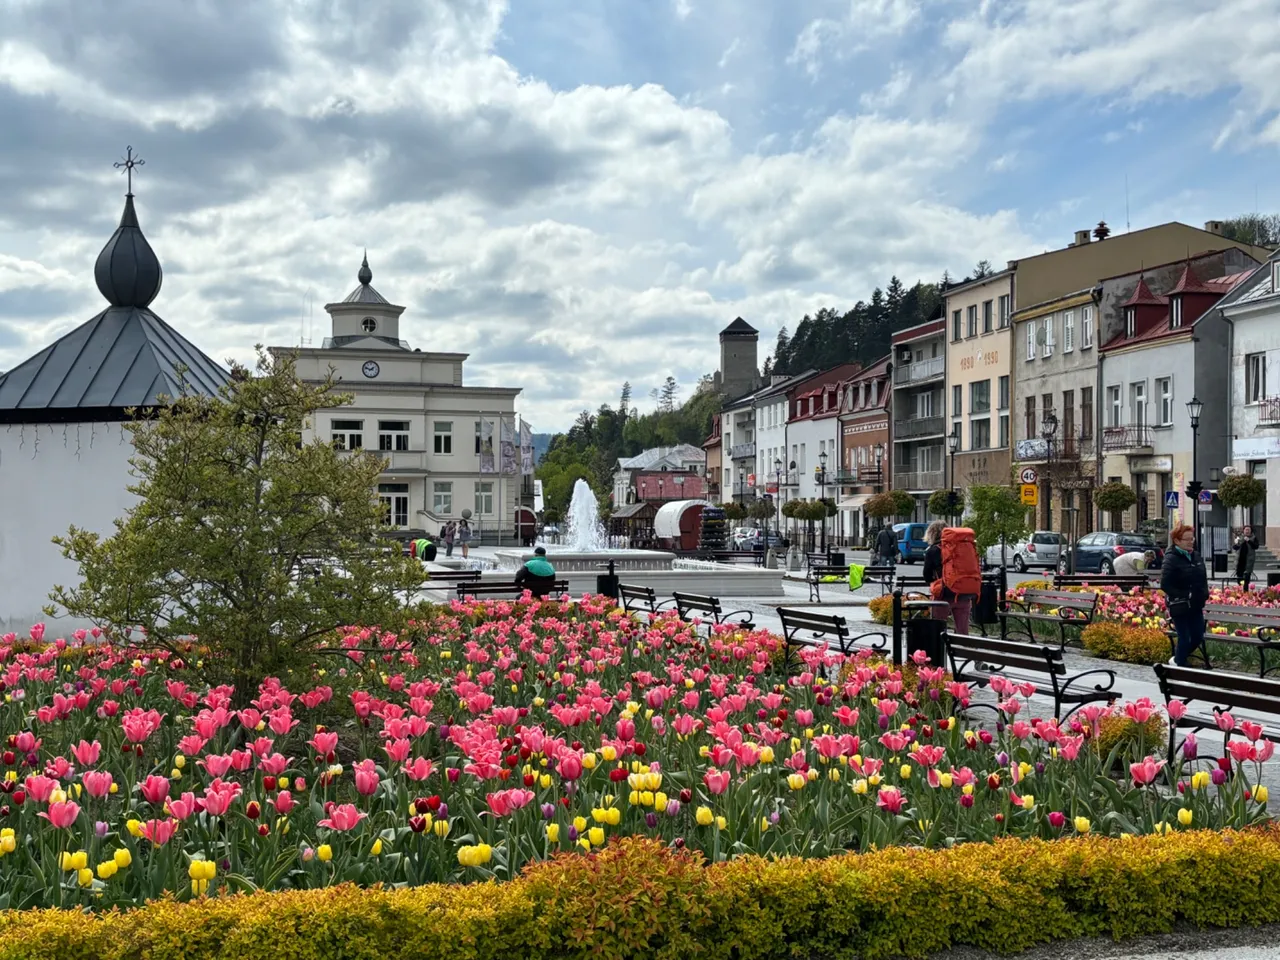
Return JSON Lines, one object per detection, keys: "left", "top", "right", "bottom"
{"left": 1164, "top": 491, "right": 1179, "bottom": 508}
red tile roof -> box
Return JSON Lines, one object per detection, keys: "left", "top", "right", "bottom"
{"left": 1123, "top": 276, "right": 1165, "bottom": 307}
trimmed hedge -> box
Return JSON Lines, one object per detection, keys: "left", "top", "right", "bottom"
{"left": 6, "top": 831, "right": 1280, "bottom": 960}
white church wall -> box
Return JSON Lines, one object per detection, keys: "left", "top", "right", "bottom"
{"left": 0, "top": 422, "right": 137, "bottom": 630}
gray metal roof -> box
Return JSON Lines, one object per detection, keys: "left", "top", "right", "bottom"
{"left": 0, "top": 306, "right": 230, "bottom": 420}
{"left": 341, "top": 283, "right": 391, "bottom": 305}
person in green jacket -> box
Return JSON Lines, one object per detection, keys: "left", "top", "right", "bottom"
{"left": 514, "top": 547, "right": 558, "bottom": 598}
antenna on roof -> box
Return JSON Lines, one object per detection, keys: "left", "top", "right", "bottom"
{"left": 300, "top": 287, "right": 315, "bottom": 347}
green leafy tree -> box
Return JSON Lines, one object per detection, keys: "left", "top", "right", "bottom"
{"left": 721, "top": 502, "right": 748, "bottom": 521}
{"left": 1217, "top": 474, "right": 1266, "bottom": 510}
{"left": 866, "top": 490, "right": 915, "bottom": 521}
{"left": 962, "top": 485, "right": 1031, "bottom": 553}
{"left": 746, "top": 499, "right": 775, "bottom": 523}
{"left": 49, "top": 350, "right": 424, "bottom": 692}
{"left": 927, "top": 490, "right": 953, "bottom": 518}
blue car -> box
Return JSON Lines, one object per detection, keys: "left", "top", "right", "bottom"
{"left": 1059, "top": 531, "right": 1164, "bottom": 574}
{"left": 893, "top": 522, "right": 929, "bottom": 563}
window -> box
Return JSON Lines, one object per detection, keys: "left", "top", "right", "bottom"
{"left": 970, "top": 379, "right": 991, "bottom": 414}
{"left": 1042, "top": 316, "right": 1055, "bottom": 357}
{"left": 331, "top": 419, "right": 364, "bottom": 451}
{"left": 474, "top": 481, "right": 494, "bottom": 515}
{"left": 915, "top": 392, "right": 935, "bottom": 418}
{"left": 952, "top": 385, "right": 962, "bottom": 418}
{"left": 378, "top": 482, "right": 409, "bottom": 528}
{"left": 1247, "top": 352, "right": 1266, "bottom": 403}
{"left": 1063, "top": 310, "right": 1075, "bottom": 353}
{"left": 1026, "top": 322, "right": 1036, "bottom": 361}
{"left": 952, "top": 309, "right": 962, "bottom": 341}
{"left": 378, "top": 419, "right": 410, "bottom": 452}
{"left": 432, "top": 481, "right": 453, "bottom": 515}
{"left": 1125, "top": 307, "right": 1135, "bottom": 338}
{"left": 998, "top": 413, "right": 1009, "bottom": 448}
{"left": 1042, "top": 393, "right": 1054, "bottom": 427}
{"left": 998, "top": 375, "right": 1010, "bottom": 410}
{"left": 433, "top": 421, "right": 453, "bottom": 455}
{"left": 1080, "top": 387, "right": 1093, "bottom": 438}
{"left": 361, "top": 317, "right": 378, "bottom": 333}
{"left": 1025, "top": 396, "right": 1036, "bottom": 440}
{"left": 998, "top": 294, "right": 1010, "bottom": 328}
{"left": 1107, "top": 385, "right": 1121, "bottom": 427}
{"left": 967, "top": 305, "right": 978, "bottom": 338}
{"left": 1062, "top": 390, "right": 1075, "bottom": 443}
{"left": 1082, "top": 305, "right": 1094, "bottom": 349}
{"left": 1129, "top": 381, "right": 1146, "bottom": 426}
{"left": 1170, "top": 297, "right": 1183, "bottom": 329}
{"left": 475, "top": 420, "right": 484, "bottom": 454}
{"left": 970, "top": 418, "right": 991, "bottom": 450}
{"left": 982, "top": 300, "right": 993, "bottom": 333}
{"left": 1157, "top": 377, "right": 1173, "bottom": 425}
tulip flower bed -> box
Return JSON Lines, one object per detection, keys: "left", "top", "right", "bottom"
{"left": 0, "top": 597, "right": 1274, "bottom": 915}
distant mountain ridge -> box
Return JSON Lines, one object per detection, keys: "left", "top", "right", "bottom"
{"left": 532, "top": 433, "right": 552, "bottom": 465}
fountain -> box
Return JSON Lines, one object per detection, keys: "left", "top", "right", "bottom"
{"left": 562, "top": 479, "right": 608, "bottom": 552}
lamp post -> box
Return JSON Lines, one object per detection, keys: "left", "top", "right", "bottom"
{"left": 1187, "top": 396, "right": 1203, "bottom": 553}
{"left": 873, "top": 442, "right": 884, "bottom": 544}
{"left": 1041, "top": 411, "right": 1059, "bottom": 531}
{"left": 774, "top": 457, "right": 783, "bottom": 549}
{"left": 818, "top": 450, "right": 829, "bottom": 552}
{"left": 948, "top": 426, "right": 961, "bottom": 523}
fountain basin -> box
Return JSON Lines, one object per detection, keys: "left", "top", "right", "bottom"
{"left": 492, "top": 549, "right": 675, "bottom": 573}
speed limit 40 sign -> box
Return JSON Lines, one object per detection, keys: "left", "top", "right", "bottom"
{"left": 1019, "top": 466, "right": 1039, "bottom": 485}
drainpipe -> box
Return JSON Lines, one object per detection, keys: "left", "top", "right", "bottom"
{"left": 1093, "top": 287, "right": 1104, "bottom": 531}
{"left": 1223, "top": 306, "right": 1235, "bottom": 533}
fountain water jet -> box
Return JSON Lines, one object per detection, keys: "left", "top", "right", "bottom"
{"left": 563, "top": 478, "right": 607, "bottom": 552}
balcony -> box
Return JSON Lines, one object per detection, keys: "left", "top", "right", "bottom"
{"left": 894, "top": 356, "right": 945, "bottom": 385}
{"left": 894, "top": 416, "right": 946, "bottom": 440}
{"left": 893, "top": 470, "right": 944, "bottom": 492}
{"left": 1259, "top": 397, "right": 1280, "bottom": 425}
{"left": 729, "top": 441, "right": 756, "bottom": 460}
{"left": 1101, "top": 425, "right": 1153, "bottom": 453}
{"left": 377, "top": 450, "right": 431, "bottom": 472}
{"left": 836, "top": 465, "right": 885, "bottom": 485}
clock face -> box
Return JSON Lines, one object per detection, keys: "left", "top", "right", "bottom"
{"left": 362, "top": 360, "right": 380, "bottom": 379}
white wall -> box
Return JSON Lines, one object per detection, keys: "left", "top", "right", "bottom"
{"left": 0, "top": 422, "right": 137, "bottom": 630}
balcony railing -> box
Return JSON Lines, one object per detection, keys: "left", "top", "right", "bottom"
{"left": 833, "top": 465, "right": 885, "bottom": 486}
{"left": 1259, "top": 397, "right": 1280, "bottom": 425}
{"left": 893, "top": 469, "right": 945, "bottom": 492}
{"left": 894, "top": 415, "right": 946, "bottom": 439}
{"left": 1101, "top": 425, "right": 1153, "bottom": 453}
{"left": 376, "top": 450, "right": 430, "bottom": 471}
{"left": 893, "top": 356, "right": 945, "bottom": 385}
{"left": 729, "top": 441, "right": 756, "bottom": 460}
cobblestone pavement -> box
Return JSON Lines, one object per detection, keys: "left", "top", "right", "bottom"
{"left": 908, "top": 924, "right": 1280, "bottom": 959}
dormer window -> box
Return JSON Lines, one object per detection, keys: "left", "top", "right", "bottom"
{"left": 1170, "top": 297, "right": 1183, "bottom": 329}
{"left": 362, "top": 317, "right": 378, "bottom": 333}
{"left": 1272, "top": 260, "right": 1280, "bottom": 293}
{"left": 1125, "top": 307, "right": 1135, "bottom": 337}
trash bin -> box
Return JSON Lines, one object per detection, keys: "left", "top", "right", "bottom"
{"left": 828, "top": 551, "right": 846, "bottom": 568}
{"left": 1269, "top": 572, "right": 1280, "bottom": 589}
{"left": 596, "top": 560, "right": 620, "bottom": 600}
{"left": 975, "top": 580, "right": 998, "bottom": 626}
{"left": 1212, "top": 551, "right": 1228, "bottom": 574}
{"left": 905, "top": 615, "right": 946, "bottom": 667}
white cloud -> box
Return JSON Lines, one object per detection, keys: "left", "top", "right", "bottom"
{"left": 789, "top": 0, "right": 922, "bottom": 77}
{"left": 673, "top": 0, "right": 693, "bottom": 20}
{"left": 718, "top": 38, "right": 741, "bottom": 69}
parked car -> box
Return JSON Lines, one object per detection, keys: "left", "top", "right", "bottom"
{"left": 893, "top": 522, "right": 929, "bottom": 563}
{"left": 743, "top": 529, "right": 784, "bottom": 551}
{"left": 729, "top": 527, "right": 756, "bottom": 549}
{"left": 984, "top": 531, "right": 1066, "bottom": 573}
{"left": 1059, "top": 531, "right": 1164, "bottom": 574}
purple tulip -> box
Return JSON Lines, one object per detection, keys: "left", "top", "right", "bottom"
{"left": 541, "top": 803, "right": 555, "bottom": 819}
{"left": 878, "top": 715, "right": 890, "bottom": 730}
{"left": 996, "top": 751, "right": 1009, "bottom": 767}
{"left": 645, "top": 812, "right": 659, "bottom": 828}
{"left": 95, "top": 820, "right": 109, "bottom": 838}
{"left": 665, "top": 800, "right": 681, "bottom": 817}
{"left": 1211, "top": 768, "right": 1227, "bottom": 786}
{"left": 568, "top": 825, "right": 579, "bottom": 841}
{"left": 437, "top": 802, "right": 449, "bottom": 819}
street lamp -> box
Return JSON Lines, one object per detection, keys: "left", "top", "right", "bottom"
{"left": 874, "top": 442, "right": 884, "bottom": 490}
{"left": 1187, "top": 396, "right": 1203, "bottom": 553}
{"left": 818, "top": 450, "right": 829, "bottom": 552}
{"left": 774, "top": 457, "right": 783, "bottom": 549}
{"left": 948, "top": 426, "right": 961, "bottom": 522}
{"left": 1041, "top": 411, "right": 1058, "bottom": 531}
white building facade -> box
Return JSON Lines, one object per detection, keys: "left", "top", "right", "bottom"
{"left": 270, "top": 256, "right": 527, "bottom": 542}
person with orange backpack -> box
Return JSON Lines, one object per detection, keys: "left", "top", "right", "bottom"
{"left": 922, "top": 520, "right": 982, "bottom": 634}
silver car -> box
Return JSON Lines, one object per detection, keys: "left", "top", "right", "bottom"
{"left": 984, "top": 531, "right": 1066, "bottom": 573}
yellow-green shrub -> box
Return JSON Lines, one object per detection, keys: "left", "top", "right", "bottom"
{"left": 868, "top": 595, "right": 894, "bottom": 624}
{"left": 6, "top": 832, "right": 1280, "bottom": 960}
{"left": 1094, "top": 713, "right": 1167, "bottom": 759}
{"left": 1083, "top": 622, "right": 1170, "bottom": 665}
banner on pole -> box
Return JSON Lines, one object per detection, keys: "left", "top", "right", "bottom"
{"left": 519, "top": 419, "right": 534, "bottom": 476}
{"left": 500, "top": 417, "right": 518, "bottom": 475}
{"left": 479, "top": 419, "right": 496, "bottom": 474}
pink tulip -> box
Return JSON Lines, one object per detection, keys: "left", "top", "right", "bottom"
{"left": 384, "top": 738, "right": 412, "bottom": 764}
{"left": 272, "top": 790, "right": 296, "bottom": 815}
{"left": 1257, "top": 740, "right": 1276, "bottom": 763}
{"left": 1241, "top": 721, "right": 1265, "bottom": 743}
{"left": 1125, "top": 698, "right": 1155, "bottom": 724}
{"left": 353, "top": 760, "right": 381, "bottom": 796}
{"left": 876, "top": 787, "right": 907, "bottom": 815}
{"left": 139, "top": 818, "right": 177, "bottom": 846}
{"left": 1215, "top": 710, "right": 1236, "bottom": 733}
{"left": 1048, "top": 811, "right": 1066, "bottom": 829}
{"left": 1166, "top": 700, "right": 1188, "bottom": 721}
{"left": 704, "top": 768, "right": 731, "bottom": 795}
{"left": 258, "top": 753, "right": 289, "bottom": 776}
{"left": 140, "top": 775, "right": 171, "bottom": 804}
{"left": 23, "top": 775, "right": 57, "bottom": 803}
{"left": 81, "top": 770, "right": 114, "bottom": 798}
{"left": 70, "top": 740, "right": 101, "bottom": 767}
{"left": 1130, "top": 756, "right": 1165, "bottom": 786}
{"left": 167, "top": 792, "right": 199, "bottom": 820}
{"left": 38, "top": 799, "right": 81, "bottom": 828}
{"left": 201, "top": 779, "right": 242, "bottom": 817}
{"left": 486, "top": 788, "right": 535, "bottom": 816}
{"left": 308, "top": 731, "right": 339, "bottom": 757}
{"left": 199, "top": 754, "right": 234, "bottom": 778}
{"left": 1227, "top": 740, "right": 1257, "bottom": 764}
{"left": 616, "top": 717, "right": 636, "bottom": 742}
{"left": 558, "top": 753, "right": 583, "bottom": 782}
{"left": 403, "top": 757, "right": 436, "bottom": 781}
{"left": 317, "top": 803, "right": 367, "bottom": 831}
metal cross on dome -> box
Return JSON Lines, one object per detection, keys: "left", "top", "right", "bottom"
{"left": 113, "top": 146, "right": 145, "bottom": 195}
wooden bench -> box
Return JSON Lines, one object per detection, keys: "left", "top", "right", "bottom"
{"left": 1000, "top": 589, "right": 1098, "bottom": 649}
{"left": 617, "top": 583, "right": 675, "bottom": 616}
{"left": 778, "top": 607, "right": 887, "bottom": 673}
{"left": 1153, "top": 663, "right": 1280, "bottom": 764}
{"left": 1053, "top": 574, "right": 1149, "bottom": 591}
{"left": 946, "top": 631, "right": 1117, "bottom": 721}
{"left": 420, "top": 569, "right": 482, "bottom": 590}
{"left": 456, "top": 580, "right": 569, "bottom": 601}
{"left": 807, "top": 564, "right": 850, "bottom": 602}
{"left": 806, "top": 551, "right": 840, "bottom": 568}
{"left": 672, "top": 592, "right": 754, "bottom": 633}
{"left": 863, "top": 565, "right": 896, "bottom": 596}
{"left": 1180, "top": 604, "right": 1280, "bottom": 678}
{"left": 896, "top": 575, "right": 930, "bottom": 594}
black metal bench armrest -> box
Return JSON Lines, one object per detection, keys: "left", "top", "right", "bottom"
{"left": 717, "top": 608, "right": 754, "bottom": 625}
{"left": 1058, "top": 668, "right": 1118, "bottom": 698}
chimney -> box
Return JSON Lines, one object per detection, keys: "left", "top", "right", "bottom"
{"left": 1204, "top": 220, "right": 1224, "bottom": 236}
{"left": 1072, "top": 229, "right": 1092, "bottom": 247}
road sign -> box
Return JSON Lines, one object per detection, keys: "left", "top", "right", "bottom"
{"left": 1197, "top": 502, "right": 1212, "bottom": 513}
{"left": 1198, "top": 489, "right": 1212, "bottom": 505}
{"left": 1020, "top": 467, "right": 1039, "bottom": 485}
{"left": 1020, "top": 484, "right": 1038, "bottom": 506}
{"left": 1164, "top": 491, "right": 1179, "bottom": 509}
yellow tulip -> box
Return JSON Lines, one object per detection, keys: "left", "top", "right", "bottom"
{"left": 787, "top": 773, "right": 806, "bottom": 791}
{"left": 606, "top": 807, "right": 621, "bottom": 825}
{"left": 939, "top": 773, "right": 954, "bottom": 789}
{"left": 853, "top": 779, "right": 869, "bottom": 795}
{"left": 317, "top": 844, "right": 333, "bottom": 862}
{"left": 1021, "top": 795, "right": 1035, "bottom": 811}
{"left": 546, "top": 823, "right": 560, "bottom": 843}
{"left": 900, "top": 765, "right": 912, "bottom": 780}
{"left": 113, "top": 848, "right": 132, "bottom": 869}
{"left": 588, "top": 827, "right": 605, "bottom": 846}
{"left": 433, "top": 819, "right": 451, "bottom": 838}
{"left": 715, "top": 816, "right": 727, "bottom": 830}
{"left": 1178, "top": 808, "right": 1193, "bottom": 826}
{"left": 696, "top": 806, "right": 714, "bottom": 826}
{"left": 1257, "top": 786, "right": 1270, "bottom": 804}
{"left": 759, "top": 746, "right": 775, "bottom": 763}
{"left": 370, "top": 839, "right": 383, "bottom": 856}
{"left": 77, "top": 867, "right": 93, "bottom": 888}
{"left": 174, "top": 755, "right": 186, "bottom": 769}
{"left": 96, "top": 860, "right": 117, "bottom": 880}
{"left": 573, "top": 816, "right": 587, "bottom": 833}
{"left": 1074, "top": 817, "right": 1091, "bottom": 834}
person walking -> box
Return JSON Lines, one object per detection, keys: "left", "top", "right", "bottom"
{"left": 443, "top": 521, "right": 457, "bottom": 558}
{"left": 923, "top": 520, "right": 981, "bottom": 635}
{"left": 1234, "top": 525, "right": 1259, "bottom": 591}
{"left": 457, "top": 518, "right": 472, "bottom": 559}
{"left": 875, "top": 524, "right": 899, "bottom": 568}
{"left": 1162, "top": 522, "right": 1209, "bottom": 667}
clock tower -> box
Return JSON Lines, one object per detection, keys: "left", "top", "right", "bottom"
{"left": 323, "top": 252, "right": 406, "bottom": 347}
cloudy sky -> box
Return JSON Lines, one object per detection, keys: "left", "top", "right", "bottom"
{"left": 1, "top": 0, "right": 1278, "bottom": 431}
